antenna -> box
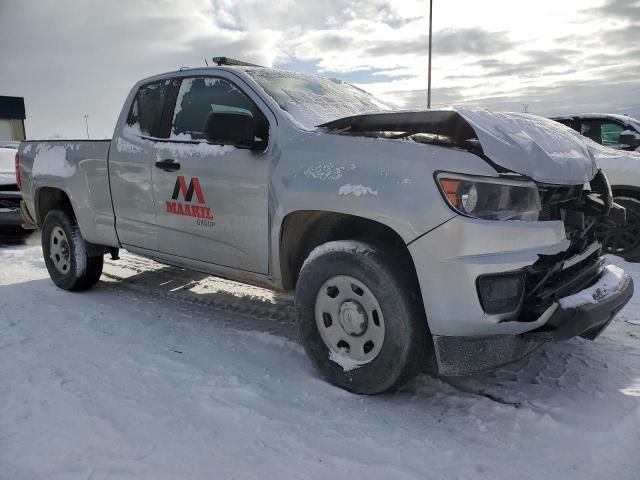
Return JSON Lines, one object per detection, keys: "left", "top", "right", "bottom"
{"left": 204, "top": 58, "right": 209, "bottom": 67}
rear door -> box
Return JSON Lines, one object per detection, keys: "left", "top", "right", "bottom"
{"left": 109, "top": 79, "right": 179, "bottom": 250}
{"left": 150, "top": 74, "right": 273, "bottom": 274}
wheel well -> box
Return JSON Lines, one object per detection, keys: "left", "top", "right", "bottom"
{"left": 279, "top": 211, "right": 416, "bottom": 291}
{"left": 36, "top": 187, "right": 73, "bottom": 224}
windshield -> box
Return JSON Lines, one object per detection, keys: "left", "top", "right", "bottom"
{"left": 245, "top": 69, "right": 391, "bottom": 129}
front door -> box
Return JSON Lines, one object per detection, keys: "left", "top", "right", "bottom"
{"left": 151, "top": 75, "right": 272, "bottom": 274}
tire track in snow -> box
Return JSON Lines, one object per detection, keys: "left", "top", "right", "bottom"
{"left": 101, "top": 255, "right": 297, "bottom": 340}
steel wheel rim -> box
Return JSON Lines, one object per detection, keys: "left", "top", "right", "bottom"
{"left": 314, "top": 275, "right": 385, "bottom": 364}
{"left": 599, "top": 203, "right": 640, "bottom": 254}
{"left": 50, "top": 226, "right": 71, "bottom": 275}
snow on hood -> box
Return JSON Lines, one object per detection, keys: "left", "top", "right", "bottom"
{"left": 454, "top": 109, "right": 598, "bottom": 185}
{"left": 320, "top": 108, "right": 598, "bottom": 185}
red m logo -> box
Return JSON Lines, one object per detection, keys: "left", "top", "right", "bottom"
{"left": 171, "top": 176, "right": 206, "bottom": 204}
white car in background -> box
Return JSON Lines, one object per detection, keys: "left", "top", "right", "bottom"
{"left": 552, "top": 113, "right": 640, "bottom": 152}
{"left": 0, "top": 144, "right": 23, "bottom": 229}
{"left": 576, "top": 135, "right": 640, "bottom": 262}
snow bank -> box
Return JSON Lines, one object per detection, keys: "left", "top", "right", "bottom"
{"left": 32, "top": 144, "right": 76, "bottom": 178}
{"left": 559, "top": 265, "right": 627, "bottom": 309}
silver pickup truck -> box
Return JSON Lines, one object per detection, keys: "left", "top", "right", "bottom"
{"left": 17, "top": 58, "right": 634, "bottom": 394}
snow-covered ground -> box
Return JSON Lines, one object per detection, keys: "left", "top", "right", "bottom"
{"left": 1, "top": 238, "right": 639, "bottom": 479}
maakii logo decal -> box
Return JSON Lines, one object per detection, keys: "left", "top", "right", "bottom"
{"left": 165, "top": 176, "right": 214, "bottom": 223}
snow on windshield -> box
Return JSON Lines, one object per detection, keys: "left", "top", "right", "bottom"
{"left": 246, "top": 69, "right": 390, "bottom": 129}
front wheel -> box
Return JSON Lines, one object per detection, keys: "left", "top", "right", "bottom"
{"left": 41, "top": 208, "right": 103, "bottom": 291}
{"left": 294, "top": 240, "right": 428, "bottom": 394}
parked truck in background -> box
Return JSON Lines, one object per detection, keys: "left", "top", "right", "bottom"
{"left": 0, "top": 144, "right": 23, "bottom": 230}
{"left": 16, "top": 59, "right": 634, "bottom": 394}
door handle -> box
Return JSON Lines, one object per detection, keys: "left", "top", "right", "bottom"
{"left": 155, "top": 159, "right": 181, "bottom": 172}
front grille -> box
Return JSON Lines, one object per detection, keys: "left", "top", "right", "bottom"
{"left": 521, "top": 246, "right": 602, "bottom": 321}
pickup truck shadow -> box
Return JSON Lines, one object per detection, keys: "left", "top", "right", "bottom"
{"left": 99, "top": 258, "right": 639, "bottom": 422}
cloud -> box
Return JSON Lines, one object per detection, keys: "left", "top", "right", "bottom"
{"left": 0, "top": 0, "right": 639, "bottom": 139}
{"left": 582, "top": 0, "right": 640, "bottom": 21}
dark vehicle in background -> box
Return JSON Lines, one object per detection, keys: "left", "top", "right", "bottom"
{"left": 0, "top": 145, "right": 23, "bottom": 230}
{"left": 552, "top": 114, "right": 640, "bottom": 152}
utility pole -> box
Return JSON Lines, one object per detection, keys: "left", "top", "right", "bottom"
{"left": 427, "top": 0, "right": 433, "bottom": 109}
{"left": 84, "top": 115, "right": 90, "bottom": 139}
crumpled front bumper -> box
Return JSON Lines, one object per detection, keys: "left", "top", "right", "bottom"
{"left": 432, "top": 267, "right": 634, "bottom": 376}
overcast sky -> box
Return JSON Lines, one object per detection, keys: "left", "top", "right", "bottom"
{"left": 1, "top": 0, "right": 638, "bottom": 139}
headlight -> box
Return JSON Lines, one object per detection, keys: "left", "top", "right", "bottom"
{"left": 436, "top": 173, "right": 541, "bottom": 221}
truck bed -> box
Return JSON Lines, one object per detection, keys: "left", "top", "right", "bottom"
{"left": 18, "top": 139, "right": 119, "bottom": 247}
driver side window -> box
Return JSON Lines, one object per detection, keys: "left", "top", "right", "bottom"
{"left": 170, "top": 77, "right": 268, "bottom": 142}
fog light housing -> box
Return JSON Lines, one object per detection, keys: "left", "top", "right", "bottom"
{"left": 477, "top": 272, "right": 525, "bottom": 314}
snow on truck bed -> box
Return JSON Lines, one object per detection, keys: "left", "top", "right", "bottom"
{"left": 1, "top": 243, "right": 639, "bottom": 479}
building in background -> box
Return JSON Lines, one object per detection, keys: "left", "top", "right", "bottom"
{"left": 0, "top": 96, "right": 26, "bottom": 141}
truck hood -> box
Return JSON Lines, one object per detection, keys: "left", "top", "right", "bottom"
{"left": 319, "top": 108, "right": 598, "bottom": 185}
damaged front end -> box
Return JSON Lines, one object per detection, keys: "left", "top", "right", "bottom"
{"left": 321, "top": 109, "right": 635, "bottom": 374}
{"left": 520, "top": 170, "right": 631, "bottom": 340}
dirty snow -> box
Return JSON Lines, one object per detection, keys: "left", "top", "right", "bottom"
{"left": 338, "top": 183, "right": 378, "bottom": 196}
{"left": 32, "top": 144, "right": 76, "bottom": 178}
{"left": 1, "top": 242, "right": 639, "bottom": 479}
{"left": 302, "top": 240, "right": 375, "bottom": 269}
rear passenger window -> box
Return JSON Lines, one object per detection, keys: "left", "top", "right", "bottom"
{"left": 126, "top": 79, "right": 179, "bottom": 138}
{"left": 170, "top": 77, "right": 268, "bottom": 141}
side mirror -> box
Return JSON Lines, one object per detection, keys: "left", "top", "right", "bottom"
{"left": 618, "top": 132, "right": 640, "bottom": 149}
{"left": 203, "top": 111, "right": 264, "bottom": 149}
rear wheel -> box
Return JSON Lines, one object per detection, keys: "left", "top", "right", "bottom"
{"left": 41, "top": 209, "right": 104, "bottom": 291}
{"left": 599, "top": 196, "right": 640, "bottom": 262}
{"left": 294, "top": 240, "right": 428, "bottom": 394}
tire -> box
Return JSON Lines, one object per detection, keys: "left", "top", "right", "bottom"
{"left": 294, "top": 240, "right": 429, "bottom": 394}
{"left": 41, "top": 208, "right": 104, "bottom": 291}
{"left": 600, "top": 196, "right": 640, "bottom": 262}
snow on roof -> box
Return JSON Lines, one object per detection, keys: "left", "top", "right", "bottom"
{"left": 552, "top": 113, "right": 639, "bottom": 124}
